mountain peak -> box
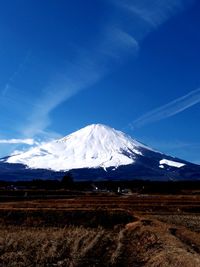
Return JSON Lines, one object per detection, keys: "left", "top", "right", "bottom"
{"left": 3, "top": 123, "right": 199, "bottom": 181}
{"left": 59, "top": 123, "right": 114, "bottom": 141}
{"left": 6, "top": 124, "right": 150, "bottom": 171}
{"left": 58, "top": 123, "right": 122, "bottom": 143}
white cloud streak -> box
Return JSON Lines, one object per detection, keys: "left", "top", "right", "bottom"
{"left": 23, "top": 0, "right": 194, "bottom": 138}
{"left": 0, "top": 138, "right": 36, "bottom": 145}
{"left": 115, "top": 0, "right": 194, "bottom": 29}
{"left": 23, "top": 57, "right": 105, "bottom": 137}
{"left": 130, "top": 88, "right": 200, "bottom": 129}
{"left": 23, "top": 31, "right": 139, "bottom": 137}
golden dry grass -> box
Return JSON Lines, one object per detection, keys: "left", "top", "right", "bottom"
{"left": 0, "top": 216, "right": 200, "bottom": 267}
{"left": 0, "top": 194, "right": 200, "bottom": 266}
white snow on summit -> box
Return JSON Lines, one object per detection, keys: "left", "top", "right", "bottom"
{"left": 6, "top": 124, "right": 152, "bottom": 171}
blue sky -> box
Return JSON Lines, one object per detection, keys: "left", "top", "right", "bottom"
{"left": 0, "top": 0, "right": 200, "bottom": 163}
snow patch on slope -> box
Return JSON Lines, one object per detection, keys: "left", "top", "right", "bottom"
{"left": 6, "top": 124, "right": 153, "bottom": 171}
{"left": 159, "top": 159, "right": 185, "bottom": 168}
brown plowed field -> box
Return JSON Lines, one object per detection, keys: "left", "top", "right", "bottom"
{"left": 0, "top": 193, "right": 200, "bottom": 266}
{"left": 0, "top": 193, "right": 200, "bottom": 212}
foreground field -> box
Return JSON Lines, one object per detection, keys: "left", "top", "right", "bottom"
{"left": 0, "top": 193, "right": 200, "bottom": 266}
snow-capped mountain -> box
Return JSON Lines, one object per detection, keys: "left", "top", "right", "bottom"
{"left": 0, "top": 124, "right": 200, "bottom": 181}
{"left": 5, "top": 124, "right": 154, "bottom": 171}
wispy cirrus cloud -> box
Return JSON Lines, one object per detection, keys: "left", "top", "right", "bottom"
{"left": 23, "top": 31, "right": 138, "bottom": 137}
{"left": 114, "top": 0, "right": 193, "bottom": 29}
{"left": 23, "top": 57, "right": 105, "bottom": 137}
{"left": 130, "top": 87, "right": 200, "bottom": 129}
{"left": 0, "top": 138, "right": 36, "bottom": 145}
{"left": 22, "top": 0, "right": 194, "bottom": 138}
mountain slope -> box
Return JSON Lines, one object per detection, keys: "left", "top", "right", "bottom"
{"left": 0, "top": 124, "right": 200, "bottom": 181}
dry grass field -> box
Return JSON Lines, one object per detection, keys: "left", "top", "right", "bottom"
{"left": 0, "top": 193, "right": 200, "bottom": 266}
